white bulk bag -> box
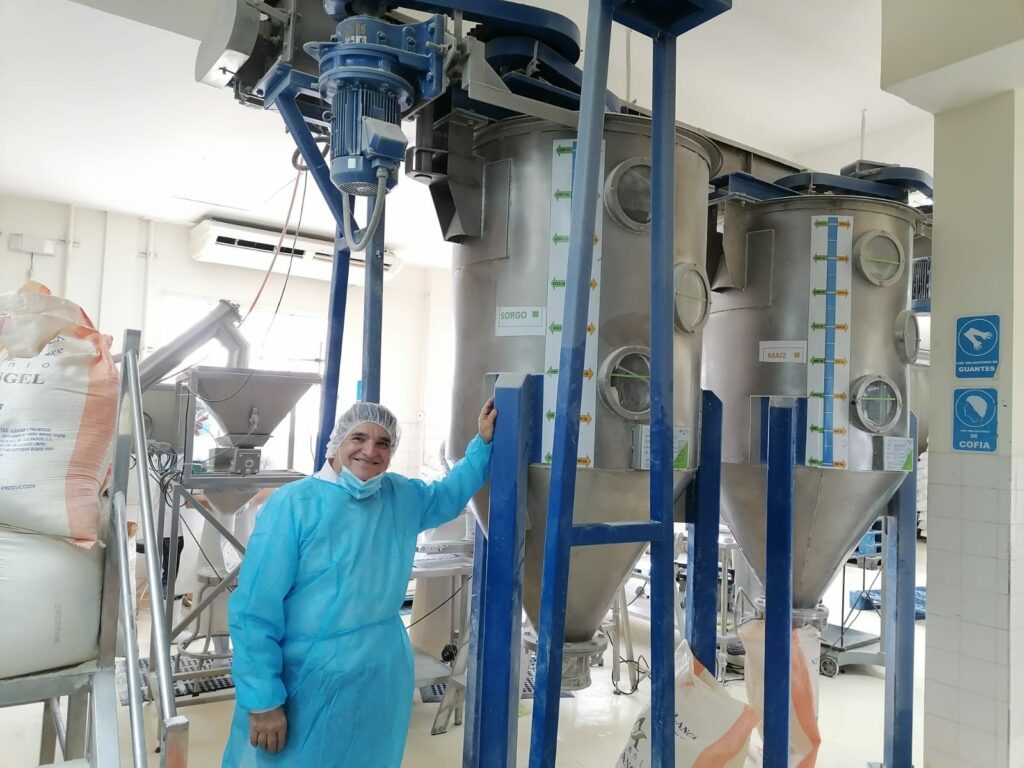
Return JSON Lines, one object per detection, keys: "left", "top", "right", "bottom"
{"left": 615, "top": 641, "right": 759, "bottom": 768}
{"left": 0, "top": 284, "right": 118, "bottom": 542}
{"left": 0, "top": 525, "right": 104, "bottom": 679}
{"left": 739, "top": 622, "right": 822, "bottom": 767}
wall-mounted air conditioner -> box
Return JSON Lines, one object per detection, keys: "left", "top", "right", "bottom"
{"left": 189, "top": 219, "right": 400, "bottom": 285}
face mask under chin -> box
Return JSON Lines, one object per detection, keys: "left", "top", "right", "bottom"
{"left": 337, "top": 465, "right": 384, "bottom": 499}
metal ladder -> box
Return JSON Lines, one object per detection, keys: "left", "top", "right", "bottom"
{"left": 0, "top": 329, "right": 189, "bottom": 766}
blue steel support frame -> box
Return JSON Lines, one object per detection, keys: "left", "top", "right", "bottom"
{"left": 470, "top": 373, "right": 542, "bottom": 768}
{"left": 764, "top": 399, "right": 797, "bottom": 767}
{"left": 529, "top": 0, "right": 613, "bottom": 765}
{"left": 361, "top": 205, "right": 386, "bottom": 403}
{"left": 264, "top": 67, "right": 371, "bottom": 463}
{"left": 315, "top": 224, "right": 353, "bottom": 469}
{"left": 463, "top": 522, "right": 487, "bottom": 766}
{"left": 882, "top": 413, "right": 918, "bottom": 767}
{"left": 646, "top": 31, "right": 678, "bottom": 768}
{"left": 685, "top": 391, "right": 723, "bottom": 673}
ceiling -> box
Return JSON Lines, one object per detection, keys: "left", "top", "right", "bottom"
{"left": 0, "top": 0, "right": 927, "bottom": 269}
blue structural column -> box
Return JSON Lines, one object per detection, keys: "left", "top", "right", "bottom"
{"left": 648, "top": 31, "right": 678, "bottom": 768}
{"left": 685, "top": 391, "right": 723, "bottom": 673}
{"left": 529, "top": 0, "right": 613, "bottom": 765}
{"left": 361, "top": 203, "right": 385, "bottom": 403}
{"left": 472, "top": 374, "right": 541, "bottom": 768}
{"left": 882, "top": 413, "right": 918, "bottom": 767}
{"left": 315, "top": 224, "right": 353, "bottom": 469}
{"left": 764, "top": 399, "right": 797, "bottom": 767}
{"left": 464, "top": 520, "right": 488, "bottom": 766}
{"left": 271, "top": 81, "right": 359, "bottom": 466}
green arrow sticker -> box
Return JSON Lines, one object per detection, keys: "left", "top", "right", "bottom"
{"left": 673, "top": 443, "right": 689, "bottom": 469}
{"left": 546, "top": 366, "right": 559, "bottom": 375}
{"left": 556, "top": 144, "right": 574, "bottom": 156}
{"left": 552, "top": 234, "right": 569, "bottom": 245}
{"left": 549, "top": 322, "right": 562, "bottom": 333}
{"left": 545, "top": 410, "right": 556, "bottom": 422}
{"left": 544, "top": 452, "right": 553, "bottom": 463}
{"left": 551, "top": 278, "right": 566, "bottom": 288}
{"left": 554, "top": 189, "right": 572, "bottom": 200}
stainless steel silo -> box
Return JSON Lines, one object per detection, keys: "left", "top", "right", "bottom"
{"left": 447, "top": 115, "right": 720, "bottom": 663}
{"left": 702, "top": 195, "right": 924, "bottom": 611}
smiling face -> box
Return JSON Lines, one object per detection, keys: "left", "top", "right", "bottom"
{"left": 334, "top": 422, "right": 394, "bottom": 481}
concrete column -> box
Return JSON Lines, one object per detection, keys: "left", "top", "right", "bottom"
{"left": 882, "top": 3, "right": 1024, "bottom": 766}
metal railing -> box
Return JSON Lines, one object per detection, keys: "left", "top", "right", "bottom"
{"left": 111, "top": 329, "right": 189, "bottom": 767}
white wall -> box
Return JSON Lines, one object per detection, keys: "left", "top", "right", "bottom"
{"left": 795, "top": 114, "right": 935, "bottom": 175}
{"left": 0, "top": 193, "right": 456, "bottom": 477}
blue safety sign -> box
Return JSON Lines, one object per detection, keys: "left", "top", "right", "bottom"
{"left": 952, "top": 387, "right": 997, "bottom": 453}
{"left": 956, "top": 315, "right": 1000, "bottom": 378}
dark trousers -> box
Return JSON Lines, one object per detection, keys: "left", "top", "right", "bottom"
{"left": 136, "top": 535, "right": 185, "bottom": 598}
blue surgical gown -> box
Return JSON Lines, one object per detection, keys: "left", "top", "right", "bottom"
{"left": 222, "top": 436, "right": 492, "bottom": 767}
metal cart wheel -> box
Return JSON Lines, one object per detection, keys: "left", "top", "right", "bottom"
{"left": 820, "top": 654, "right": 840, "bottom": 678}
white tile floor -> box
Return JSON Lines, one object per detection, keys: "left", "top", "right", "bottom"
{"left": 1, "top": 544, "right": 927, "bottom": 767}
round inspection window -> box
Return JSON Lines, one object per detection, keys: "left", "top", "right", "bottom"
{"left": 674, "top": 263, "right": 712, "bottom": 333}
{"left": 854, "top": 230, "right": 905, "bottom": 287}
{"left": 598, "top": 346, "right": 652, "bottom": 421}
{"left": 893, "top": 309, "right": 921, "bottom": 364}
{"left": 850, "top": 375, "right": 903, "bottom": 433}
{"left": 604, "top": 157, "right": 652, "bottom": 233}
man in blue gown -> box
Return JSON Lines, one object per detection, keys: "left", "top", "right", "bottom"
{"left": 222, "top": 398, "right": 496, "bottom": 767}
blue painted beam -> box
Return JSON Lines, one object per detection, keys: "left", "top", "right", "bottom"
{"left": 315, "top": 224, "right": 353, "bottom": 469}
{"left": 270, "top": 77, "right": 352, "bottom": 229}
{"left": 361, "top": 203, "right": 385, "bottom": 403}
{"left": 882, "top": 413, "right": 918, "bottom": 767}
{"left": 685, "top": 391, "right": 723, "bottom": 674}
{"left": 476, "top": 374, "right": 540, "bottom": 768}
{"left": 764, "top": 399, "right": 796, "bottom": 767}
{"left": 529, "top": 0, "right": 612, "bottom": 765}
{"left": 571, "top": 522, "right": 662, "bottom": 547}
{"left": 708, "top": 172, "right": 800, "bottom": 204}
{"left": 648, "top": 31, "right": 678, "bottom": 768}
{"left": 608, "top": 0, "right": 732, "bottom": 39}
{"left": 463, "top": 522, "right": 488, "bottom": 767}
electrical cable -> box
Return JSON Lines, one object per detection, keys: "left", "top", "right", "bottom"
{"left": 406, "top": 583, "right": 465, "bottom": 630}
{"left": 625, "top": 584, "right": 647, "bottom": 608}
{"left": 146, "top": 466, "right": 224, "bottom": 584}
{"left": 261, "top": 170, "right": 309, "bottom": 350}
{"left": 242, "top": 169, "right": 304, "bottom": 323}
{"left": 341, "top": 168, "right": 388, "bottom": 252}
{"left": 612, "top": 654, "right": 650, "bottom": 696}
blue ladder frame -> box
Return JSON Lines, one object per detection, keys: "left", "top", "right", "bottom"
{"left": 761, "top": 402, "right": 918, "bottom": 766}
{"left": 524, "top": 2, "right": 730, "bottom": 767}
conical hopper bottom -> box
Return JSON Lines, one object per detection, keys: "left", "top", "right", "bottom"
{"left": 720, "top": 463, "right": 904, "bottom": 609}
{"left": 190, "top": 366, "right": 320, "bottom": 448}
{"left": 203, "top": 490, "right": 258, "bottom": 516}
{"left": 522, "top": 466, "right": 695, "bottom": 643}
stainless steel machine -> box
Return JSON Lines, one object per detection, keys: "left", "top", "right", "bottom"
{"left": 154, "top": 366, "right": 320, "bottom": 703}
{"left": 444, "top": 114, "right": 721, "bottom": 685}
{"left": 702, "top": 193, "right": 925, "bottom": 620}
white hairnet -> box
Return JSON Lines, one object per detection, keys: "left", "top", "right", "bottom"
{"left": 325, "top": 402, "right": 402, "bottom": 457}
